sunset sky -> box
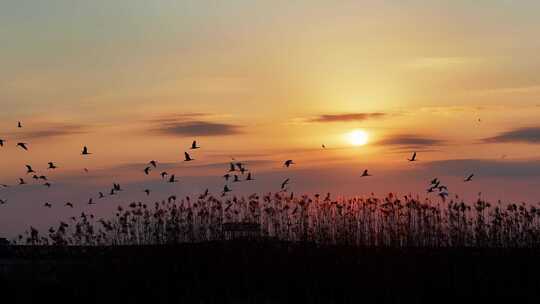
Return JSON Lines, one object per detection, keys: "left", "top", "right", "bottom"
{"left": 2, "top": 1, "right": 540, "bottom": 236}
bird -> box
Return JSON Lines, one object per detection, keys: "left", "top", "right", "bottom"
{"left": 284, "top": 160, "right": 295, "bottom": 167}
{"left": 430, "top": 178, "right": 439, "bottom": 185}
{"left": 17, "top": 143, "right": 28, "bottom": 151}
{"left": 18, "top": 121, "right": 22, "bottom": 128}
{"left": 233, "top": 175, "right": 240, "bottom": 183}
{"left": 361, "top": 170, "right": 371, "bottom": 177}
{"left": 281, "top": 178, "right": 290, "bottom": 190}
{"left": 88, "top": 198, "right": 94, "bottom": 205}
{"left": 408, "top": 152, "right": 417, "bottom": 162}
{"left": 228, "top": 163, "right": 236, "bottom": 172}
{"left": 44, "top": 203, "right": 52, "bottom": 208}
{"left": 144, "top": 167, "right": 151, "bottom": 175}
{"left": 246, "top": 173, "right": 253, "bottom": 181}
{"left": 0, "top": 184, "right": 8, "bottom": 188}
{"left": 81, "top": 146, "right": 91, "bottom": 155}
{"left": 113, "top": 183, "right": 122, "bottom": 191}
{"left": 0, "top": 199, "right": 7, "bottom": 205}
{"left": 160, "top": 171, "right": 168, "bottom": 179}
{"left": 223, "top": 174, "right": 231, "bottom": 181}
{"left": 109, "top": 189, "right": 116, "bottom": 196}
{"left": 43, "top": 182, "right": 51, "bottom": 188}
{"left": 18, "top": 178, "right": 26, "bottom": 185}
{"left": 438, "top": 185, "right": 448, "bottom": 192}
{"left": 168, "top": 174, "right": 178, "bottom": 183}
{"left": 0, "top": 139, "right": 4, "bottom": 147}
{"left": 190, "top": 140, "right": 200, "bottom": 149}
{"left": 149, "top": 160, "right": 157, "bottom": 168}
{"left": 464, "top": 174, "right": 474, "bottom": 182}
{"left": 222, "top": 185, "right": 232, "bottom": 194}
{"left": 25, "top": 165, "right": 35, "bottom": 174}
{"left": 98, "top": 192, "right": 105, "bottom": 199}
{"left": 39, "top": 175, "right": 47, "bottom": 181}
{"left": 184, "top": 152, "right": 194, "bottom": 161}
{"left": 47, "top": 162, "right": 57, "bottom": 169}
{"left": 65, "top": 202, "right": 74, "bottom": 208}
{"left": 322, "top": 144, "right": 326, "bottom": 149}
{"left": 144, "top": 189, "right": 151, "bottom": 196}
{"left": 83, "top": 168, "right": 89, "bottom": 173}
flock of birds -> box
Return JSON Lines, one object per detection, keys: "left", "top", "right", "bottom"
{"left": 0, "top": 121, "right": 478, "bottom": 209}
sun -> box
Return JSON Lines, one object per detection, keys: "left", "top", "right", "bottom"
{"left": 348, "top": 130, "right": 369, "bottom": 146}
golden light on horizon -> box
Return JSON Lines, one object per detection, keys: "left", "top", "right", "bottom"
{"left": 347, "top": 129, "right": 369, "bottom": 146}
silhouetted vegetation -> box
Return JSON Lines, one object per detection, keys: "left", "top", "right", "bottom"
{"left": 18, "top": 192, "right": 540, "bottom": 248}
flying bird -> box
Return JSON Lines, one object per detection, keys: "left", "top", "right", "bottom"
{"left": 361, "top": 170, "right": 371, "bottom": 177}
{"left": 464, "top": 174, "right": 474, "bottom": 182}
{"left": 160, "top": 171, "right": 168, "bottom": 179}
{"left": 47, "top": 162, "right": 57, "bottom": 169}
{"left": 229, "top": 163, "right": 236, "bottom": 172}
{"left": 0, "top": 199, "right": 7, "bottom": 205}
{"left": 81, "top": 146, "right": 91, "bottom": 155}
{"left": 184, "top": 152, "right": 194, "bottom": 161}
{"left": 18, "top": 121, "right": 22, "bottom": 128}
{"left": 281, "top": 178, "right": 290, "bottom": 190}
{"left": 144, "top": 167, "right": 151, "bottom": 175}
{"left": 233, "top": 175, "right": 240, "bottom": 183}
{"left": 18, "top": 178, "right": 26, "bottom": 185}
{"left": 99, "top": 192, "right": 105, "bottom": 199}
{"left": 84, "top": 168, "right": 89, "bottom": 173}
{"left": 65, "top": 202, "right": 74, "bottom": 208}
{"left": 223, "top": 174, "right": 231, "bottom": 181}
{"left": 0, "top": 139, "right": 4, "bottom": 147}
{"left": 44, "top": 203, "right": 52, "bottom": 208}
{"left": 25, "top": 165, "right": 35, "bottom": 174}
{"left": 144, "top": 189, "right": 151, "bottom": 196}
{"left": 43, "top": 182, "right": 51, "bottom": 188}
{"left": 39, "top": 175, "right": 47, "bottom": 181}
{"left": 284, "top": 160, "right": 295, "bottom": 168}
{"left": 222, "top": 185, "right": 232, "bottom": 194}
{"left": 17, "top": 143, "right": 28, "bottom": 151}
{"left": 168, "top": 174, "right": 178, "bottom": 183}
{"left": 149, "top": 160, "right": 157, "bottom": 168}
{"left": 322, "top": 144, "right": 326, "bottom": 149}
{"left": 246, "top": 173, "right": 253, "bottom": 181}
{"left": 88, "top": 198, "right": 94, "bottom": 205}
{"left": 408, "top": 152, "right": 417, "bottom": 162}
{"left": 190, "top": 140, "right": 200, "bottom": 149}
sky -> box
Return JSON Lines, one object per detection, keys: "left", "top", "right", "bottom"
{"left": 1, "top": 0, "right": 540, "bottom": 237}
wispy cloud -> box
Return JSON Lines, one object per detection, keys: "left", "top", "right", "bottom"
{"left": 483, "top": 127, "right": 540, "bottom": 144}
{"left": 308, "top": 113, "right": 387, "bottom": 123}
{"left": 153, "top": 121, "right": 242, "bottom": 137}
{"left": 419, "top": 159, "right": 540, "bottom": 178}
{"left": 377, "top": 135, "right": 445, "bottom": 149}
{"left": 15, "top": 123, "right": 88, "bottom": 140}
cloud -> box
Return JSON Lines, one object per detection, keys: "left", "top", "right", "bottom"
{"left": 308, "top": 113, "right": 387, "bottom": 123}
{"left": 419, "top": 159, "right": 540, "bottom": 178}
{"left": 377, "top": 135, "right": 445, "bottom": 148}
{"left": 153, "top": 121, "right": 242, "bottom": 137}
{"left": 15, "top": 123, "right": 87, "bottom": 140}
{"left": 483, "top": 127, "right": 540, "bottom": 144}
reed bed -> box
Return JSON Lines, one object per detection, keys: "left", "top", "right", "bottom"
{"left": 20, "top": 192, "right": 540, "bottom": 248}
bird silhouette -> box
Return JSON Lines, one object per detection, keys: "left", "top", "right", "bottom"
{"left": 223, "top": 174, "right": 231, "bottom": 181}
{"left": 464, "top": 174, "right": 474, "bottom": 182}
{"left": 44, "top": 203, "right": 52, "bottom": 208}
{"left": 144, "top": 189, "right": 151, "bottom": 196}
{"left": 17, "top": 143, "right": 28, "bottom": 151}
{"left": 113, "top": 183, "right": 122, "bottom": 191}
{"left": 0, "top": 139, "right": 4, "bottom": 147}
{"left": 281, "top": 178, "right": 290, "bottom": 190}
{"left": 322, "top": 144, "right": 326, "bottom": 149}
{"left": 65, "top": 202, "right": 74, "bottom": 208}
{"left": 144, "top": 167, "right": 151, "bottom": 175}
{"left": 0, "top": 184, "right": 8, "bottom": 188}
{"left": 98, "top": 192, "right": 105, "bottom": 199}
{"left": 222, "top": 185, "right": 232, "bottom": 195}
{"left": 184, "top": 152, "right": 194, "bottom": 161}
{"left": 233, "top": 175, "right": 240, "bottom": 183}
{"left": 168, "top": 195, "right": 176, "bottom": 203}
{"left": 88, "top": 198, "right": 94, "bottom": 205}
{"left": 408, "top": 152, "right": 417, "bottom": 162}
{"left": 43, "top": 182, "right": 51, "bottom": 188}
{"left": 168, "top": 174, "right": 178, "bottom": 183}
{"left": 246, "top": 173, "right": 253, "bottom": 181}
{"left": 284, "top": 160, "right": 295, "bottom": 167}
{"left": 18, "top": 121, "right": 22, "bottom": 128}
{"left": 160, "top": 171, "right": 168, "bottom": 179}
{"left": 84, "top": 168, "right": 89, "bottom": 173}
{"left": 190, "top": 140, "right": 200, "bottom": 149}
{"left": 81, "top": 146, "right": 91, "bottom": 155}
{"left": 149, "top": 160, "right": 157, "bottom": 168}
{"left": 47, "top": 162, "right": 57, "bottom": 169}
{"left": 25, "top": 165, "right": 35, "bottom": 174}
{"left": 229, "top": 163, "right": 236, "bottom": 172}
{"left": 361, "top": 170, "right": 371, "bottom": 177}
{"left": 18, "top": 178, "right": 26, "bottom": 185}
{"left": 0, "top": 199, "right": 7, "bottom": 205}
{"left": 39, "top": 175, "right": 47, "bottom": 181}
